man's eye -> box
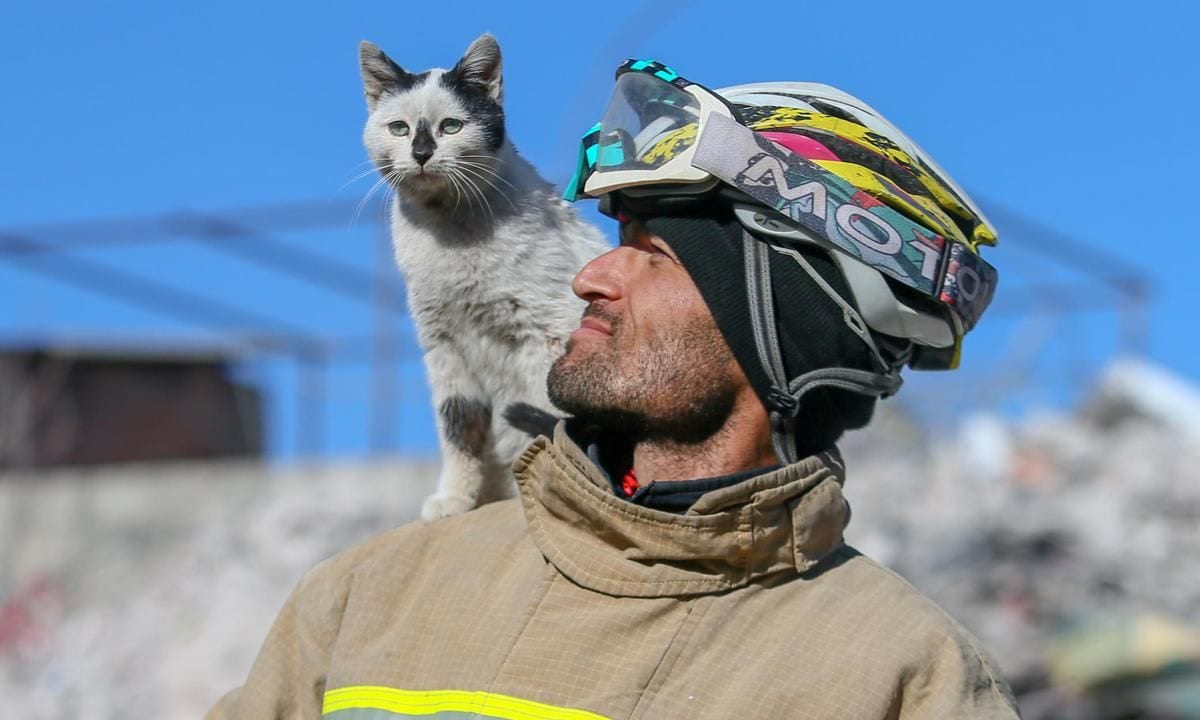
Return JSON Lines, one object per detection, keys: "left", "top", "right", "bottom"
{"left": 648, "top": 244, "right": 672, "bottom": 260}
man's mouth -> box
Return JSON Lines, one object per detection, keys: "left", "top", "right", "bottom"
{"left": 571, "top": 304, "right": 618, "bottom": 341}
{"left": 571, "top": 316, "right": 611, "bottom": 340}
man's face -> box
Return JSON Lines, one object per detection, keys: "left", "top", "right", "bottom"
{"left": 547, "top": 219, "right": 745, "bottom": 443}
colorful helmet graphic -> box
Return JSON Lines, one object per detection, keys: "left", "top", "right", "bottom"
{"left": 565, "top": 59, "right": 999, "bottom": 373}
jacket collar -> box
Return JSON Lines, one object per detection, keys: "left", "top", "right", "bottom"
{"left": 513, "top": 423, "right": 850, "bottom": 598}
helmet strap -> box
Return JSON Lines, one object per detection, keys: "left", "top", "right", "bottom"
{"left": 739, "top": 230, "right": 904, "bottom": 465}
{"left": 765, "top": 241, "right": 892, "bottom": 374}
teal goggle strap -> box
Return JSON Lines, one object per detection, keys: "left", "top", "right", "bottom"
{"left": 564, "top": 121, "right": 602, "bottom": 203}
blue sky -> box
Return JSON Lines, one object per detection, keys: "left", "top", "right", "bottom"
{"left": 2, "top": 1, "right": 1197, "bottom": 458}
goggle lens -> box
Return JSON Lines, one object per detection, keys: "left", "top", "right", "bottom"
{"left": 594, "top": 72, "right": 701, "bottom": 172}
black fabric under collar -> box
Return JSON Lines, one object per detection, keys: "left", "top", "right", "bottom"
{"left": 585, "top": 442, "right": 780, "bottom": 514}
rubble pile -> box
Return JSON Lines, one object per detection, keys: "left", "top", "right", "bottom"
{"left": 2, "top": 358, "right": 1197, "bottom": 718}
{"left": 846, "top": 358, "right": 1200, "bottom": 677}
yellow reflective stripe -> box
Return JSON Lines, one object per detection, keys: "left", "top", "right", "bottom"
{"left": 811, "top": 159, "right": 968, "bottom": 245}
{"left": 322, "top": 686, "right": 611, "bottom": 720}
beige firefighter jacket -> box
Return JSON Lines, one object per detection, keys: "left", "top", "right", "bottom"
{"left": 209, "top": 425, "right": 1020, "bottom": 720}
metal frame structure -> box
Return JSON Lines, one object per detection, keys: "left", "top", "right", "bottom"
{"left": 0, "top": 194, "right": 1151, "bottom": 459}
{"left": 0, "top": 197, "right": 415, "bottom": 457}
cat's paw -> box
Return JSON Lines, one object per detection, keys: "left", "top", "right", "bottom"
{"left": 421, "top": 493, "right": 476, "bottom": 522}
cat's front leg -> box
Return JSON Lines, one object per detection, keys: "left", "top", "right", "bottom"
{"left": 422, "top": 345, "right": 497, "bottom": 521}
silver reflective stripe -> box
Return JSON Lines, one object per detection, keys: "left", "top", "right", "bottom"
{"left": 787, "top": 367, "right": 903, "bottom": 401}
{"left": 743, "top": 233, "right": 788, "bottom": 387}
{"left": 741, "top": 229, "right": 799, "bottom": 464}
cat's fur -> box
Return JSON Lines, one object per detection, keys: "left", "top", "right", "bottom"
{"left": 359, "top": 35, "right": 608, "bottom": 521}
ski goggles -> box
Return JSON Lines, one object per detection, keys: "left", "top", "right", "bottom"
{"left": 564, "top": 60, "right": 998, "bottom": 334}
{"left": 563, "top": 60, "right": 731, "bottom": 202}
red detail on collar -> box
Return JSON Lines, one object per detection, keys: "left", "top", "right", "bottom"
{"left": 621, "top": 469, "right": 640, "bottom": 497}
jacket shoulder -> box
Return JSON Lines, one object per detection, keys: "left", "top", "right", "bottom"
{"left": 311, "top": 498, "right": 529, "bottom": 587}
{"left": 828, "top": 549, "right": 1021, "bottom": 718}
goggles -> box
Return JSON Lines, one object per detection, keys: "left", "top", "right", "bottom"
{"left": 565, "top": 60, "right": 998, "bottom": 337}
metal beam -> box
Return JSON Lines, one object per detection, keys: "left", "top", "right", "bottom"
{"left": 164, "top": 213, "right": 408, "bottom": 316}
{"left": 0, "top": 233, "right": 323, "bottom": 358}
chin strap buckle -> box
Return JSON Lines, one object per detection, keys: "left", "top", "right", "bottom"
{"left": 766, "top": 386, "right": 800, "bottom": 418}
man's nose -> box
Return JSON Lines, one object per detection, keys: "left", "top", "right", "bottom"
{"left": 572, "top": 248, "right": 630, "bottom": 302}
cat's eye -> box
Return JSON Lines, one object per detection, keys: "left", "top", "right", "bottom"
{"left": 388, "top": 121, "right": 410, "bottom": 137}
{"left": 440, "top": 118, "right": 464, "bottom": 135}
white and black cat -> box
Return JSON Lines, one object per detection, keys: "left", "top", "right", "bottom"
{"left": 359, "top": 34, "right": 608, "bottom": 521}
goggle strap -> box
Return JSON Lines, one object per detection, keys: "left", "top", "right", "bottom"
{"left": 564, "top": 123, "right": 603, "bottom": 202}
{"left": 696, "top": 114, "right": 947, "bottom": 295}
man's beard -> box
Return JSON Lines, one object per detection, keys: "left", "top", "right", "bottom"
{"left": 547, "top": 303, "right": 740, "bottom": 445}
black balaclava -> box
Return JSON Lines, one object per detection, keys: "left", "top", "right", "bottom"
{"left": 644, "top": 207, "right": 878, "bottom": 460}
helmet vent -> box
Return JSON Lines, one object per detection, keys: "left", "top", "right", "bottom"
{"left": 806, "top": 99, "right": 866, "bottom": 127}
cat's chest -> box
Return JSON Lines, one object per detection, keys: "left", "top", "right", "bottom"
{"left": 401, "top": 249, "right": 530, "bottom": 309}
{"left": 410, "top": 280, "right": 525, "bottom": 323}
{"left": 407, "top": 281, "right": 564, "bottom": 358}
{"left": 388, "top": 208, "right": 587, "bottom": 345}
{"left": 402, "top": 256, "right": 567, "bottom": 341}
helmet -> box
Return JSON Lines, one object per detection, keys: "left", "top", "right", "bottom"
{"left": 565, "top": 60, "right": 999, "bottom": 461}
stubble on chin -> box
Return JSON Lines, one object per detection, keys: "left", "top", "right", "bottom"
{"left": 546, "top": 313, "right": 740, "bottom": 445}
{"left": 547, "top": 336, "right": 625, "bottom": 422}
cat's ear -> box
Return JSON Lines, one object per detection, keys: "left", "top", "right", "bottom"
{"left": 359, "top": 41, "right": 412, "bottom": 111}
{"left": 452, "top": 34, "right": 503, "bottom": 103}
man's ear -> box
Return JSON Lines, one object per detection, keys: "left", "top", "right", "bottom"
{"left": 451, "top": 33, "right": 503, "bottom": 103}
{"left": 359, "top": 40, "right": 413, "bottom": 112}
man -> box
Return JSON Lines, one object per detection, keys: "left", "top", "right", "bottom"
{"left": 210, "top": 61, "right": 1018, "bottom": 719}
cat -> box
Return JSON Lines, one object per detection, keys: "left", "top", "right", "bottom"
{"left": 359, "top": 34, "right": 609, "bottom": 521}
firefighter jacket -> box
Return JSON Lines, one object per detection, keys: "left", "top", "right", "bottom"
{"left": 208, "top": 424, "right": 1021, "bottom": 720}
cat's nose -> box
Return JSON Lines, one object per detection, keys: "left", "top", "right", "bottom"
{"left": 412, "top": 145, "right": 434, "bottom": 166}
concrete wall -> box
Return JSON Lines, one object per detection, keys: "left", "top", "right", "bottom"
{"left": 0, "top": 458, "right": 437, "bottom": 720}
{"left": 4, "top": 382, "right": 1200, "bottom": 718}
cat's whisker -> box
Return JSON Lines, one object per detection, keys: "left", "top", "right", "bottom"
{"left": 453, "top": 159, "right": 518, "bottom": 189}
{"left": 454, "top": 163, "right": 516, "bottom": 211}
{"left": 444, "top": 169, "right": 466, "bottom": 215}
{"left": 350, "top": 177, "right": 388, "bottom": 229}
{"left": 448, "top": 158, "right": 513, "bottom": 198}
{"left": 455, "top": 158, "right": 519, "bottom": 191}
{"left": 453, "top": 167, "right": 495, "bottom": 226}
{"left": 446, "top": 169, "right": 478, "bottom": 219}
{"left": 339, "top": 165, "right": 390, "bottom": 191}
{"left": 448, "top": 176, "right": 463, "bottom": 215}
{"left": 350, "top": 170, "right": 401, "bottom": 230}
{"left": 451, "top": 170, "right": 484, "bottom": 219}
{"left": 377, "top": 183, "right": 395, "bottom": 225}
